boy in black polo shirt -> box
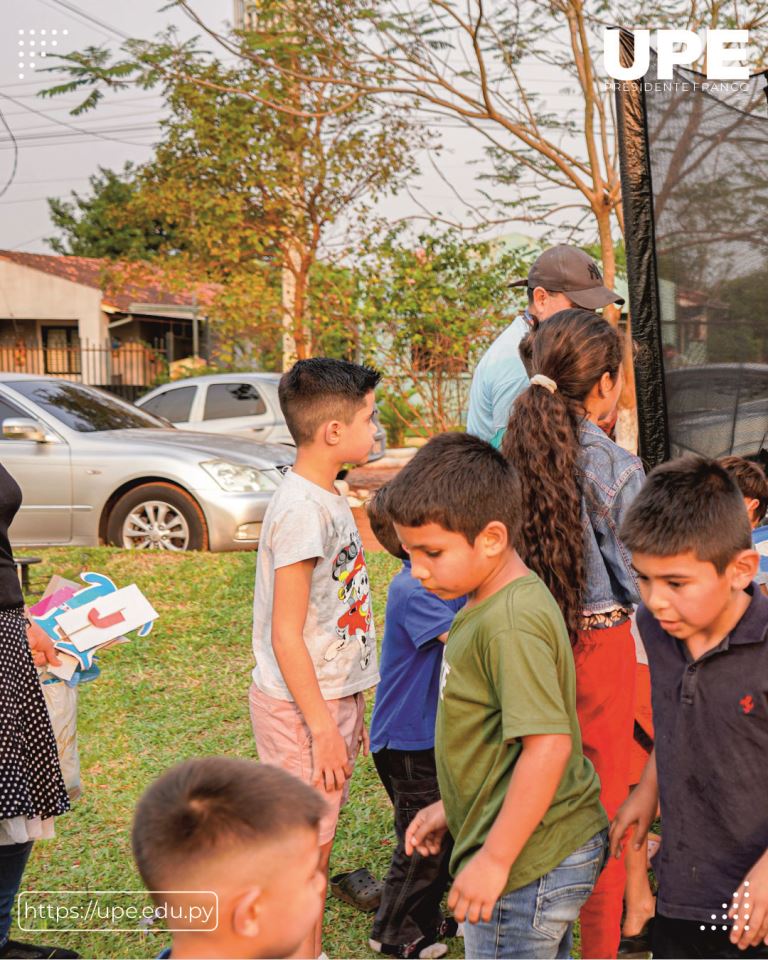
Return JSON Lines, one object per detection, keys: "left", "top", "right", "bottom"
{"left": 610, "top": 455, "right": 768, "bottom": 959}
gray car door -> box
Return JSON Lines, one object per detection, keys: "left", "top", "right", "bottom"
{"left": 199, "top": 381, "right": 276, "bottom": 439}
{"left": 138, "top": 385, "right": 198, "bottom": 427}
{"left": 0, "top": 393, "right": 72, "bottom": 544}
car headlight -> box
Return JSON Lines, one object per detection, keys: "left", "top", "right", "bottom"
{"left": 200, "top": 459, "right": 279, "bottom": 493}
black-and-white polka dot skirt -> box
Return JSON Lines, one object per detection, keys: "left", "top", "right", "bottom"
{"left": 0, "top": 607, "right": 70, "bottom": 823}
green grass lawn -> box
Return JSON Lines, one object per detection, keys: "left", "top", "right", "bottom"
{"left": 13, "top": 547, "right": 469, "bottom": 960}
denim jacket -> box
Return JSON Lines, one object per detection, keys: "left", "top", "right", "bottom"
{"left": 578, "top": 419, "right": 645, "bottom": 614}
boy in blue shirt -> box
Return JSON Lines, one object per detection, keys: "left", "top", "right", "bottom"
{"left": 720, "top": 456, "right": 768, "bottom": 592}
{"left": 366, "top": 487, "right": 465, "bottom": 960}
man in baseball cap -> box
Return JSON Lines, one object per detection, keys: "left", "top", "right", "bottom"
{"left": 467, "top": 244, "right": 624, "bottom": 443}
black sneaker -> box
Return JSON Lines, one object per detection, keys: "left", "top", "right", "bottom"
{"left": 368, "top": 936, "right": 448, "bottom": 959}
{"left": 0, "top": 942, "right": 80, "bottom": 960}
{"left": 618, "top": 918, "right": 654, "bottom": 959}
{"left": 434, "top": 917, "right": 461, "bottom": 939}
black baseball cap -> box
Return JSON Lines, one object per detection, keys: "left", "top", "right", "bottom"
{"left": 510, "top": 244, "right": 625, "bottom": 310}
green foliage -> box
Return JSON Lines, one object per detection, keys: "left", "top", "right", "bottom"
{"left": 46, "top": 165, "right": 182, "bottom": 259}
{"left": 376, "top": 388, "right": 418, "bottom": 446}
{"left": 359, "top": 227, "right": 530, "bottom": 433}
{"left": 43, "top": 5, "right": 424, "bottom": 365}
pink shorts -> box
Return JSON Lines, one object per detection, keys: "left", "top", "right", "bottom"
{"left": 248, "top": 683, "right": 365, "bottom": 845}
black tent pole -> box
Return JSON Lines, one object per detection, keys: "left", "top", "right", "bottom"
{"left": 614, "top": 28, "right": 669, "bottom": 467}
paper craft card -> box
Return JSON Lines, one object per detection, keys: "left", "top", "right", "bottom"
{"left": 46, "top": 651, "right": 80, "bottom": 682}
{"left": 54, "top": 584, "right": 159, "bottom": 652}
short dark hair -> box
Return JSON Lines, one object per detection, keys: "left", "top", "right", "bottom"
{"left": 384, "top": 432, "right": 522, "bottom": 546}
{"left": 620, "top": 455, "right": 753, "bottom": 572}
{"left": 132, "top": 758, "right": 325, "bottom": 894}
{"left": 366, "top": 486, "right": 408, "bottom": 560}
{"left": 527, "top": 286, "right": 560, "bottom": 304}
{"left": 719, "top": 455, "right": 768, "bottom": 523}
{"left": 278, "top": 358, "right": 381, "bottom": 446}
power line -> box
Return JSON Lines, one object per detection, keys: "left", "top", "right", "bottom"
{"left": 0, "top": 130, "right": 158, "bottom": 151}
{"left": 0, "top": 77, "right": 76, "bottom": 91}
{"left": 0, "top": 92, "right": 160, "bottom": 148}
{"left": 0, "top": 138, "right": 157, "bottom": 152}
{"left": 34, "top": 0, "right": 130, "bottom": 40}
{"left": 0, "top": 106, "right": 19, "bottom": 200}
{"left": 9, "top": 234, "right": 50, "bottom": 250}
{"left": 0, "top": 90, "right": 163, "bottom": 106}
{"left": 3, "top": 105, "right": 167, "bottom": 132}
{"left": 12, "top": 176, "right": 92, "bottom": 185}
{"left": 0, "top": 195, "right": 70, "bottom": 206}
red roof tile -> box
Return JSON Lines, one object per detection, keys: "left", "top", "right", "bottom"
{"left": 0, "top": 251, "right": 216, "bottom": 313}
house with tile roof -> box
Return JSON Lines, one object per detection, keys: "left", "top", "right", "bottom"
{"left": 0, "top": 252, "right": 214, "bottom": 393}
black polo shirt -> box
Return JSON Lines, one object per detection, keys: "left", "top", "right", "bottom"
{"left": 637, "top": 586, "right": 768, "bottom": 924}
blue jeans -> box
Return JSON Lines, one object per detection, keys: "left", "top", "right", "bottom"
{"left": 0, "top": 841, "right": 33, "bottom": 947}
{"left": 463, "top": 829, "right": 608, "bottom": 959}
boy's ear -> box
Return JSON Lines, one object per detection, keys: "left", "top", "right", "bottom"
{"left": 323, "top": 420, "right": 342, "bottom": 447}
{"left": 479, "top": 520, "right": 509, "bottom": 556}
{"left": 232, "top": 886, "right": 262, "bottom": 939}
{"left": 745, "top": 497, "right": 760, "bottom": 525}
{"left": 728, "top": 549, "right": 760, "bottom": 589}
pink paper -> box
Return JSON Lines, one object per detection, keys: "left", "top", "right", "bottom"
{"left": 29, "top": 587, "right": 78, "bottom": 618}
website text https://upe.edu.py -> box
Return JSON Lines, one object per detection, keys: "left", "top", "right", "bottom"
{"left": 17, "top": 890, "right": 219, "bottom": 933}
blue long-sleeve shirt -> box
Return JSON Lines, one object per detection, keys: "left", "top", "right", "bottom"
{"left": 467, "top": 313, "right": 531, "bottom": 441}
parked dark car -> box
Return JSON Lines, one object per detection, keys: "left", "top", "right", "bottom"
{"left": 665, "top": 363, "right": 768, "bottom": 463}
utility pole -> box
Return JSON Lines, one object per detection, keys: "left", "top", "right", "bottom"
{"left": 192, "top": 290, "right": 199, "bottom": 359}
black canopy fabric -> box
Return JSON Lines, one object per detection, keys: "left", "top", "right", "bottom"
{"left": 617, "top": 43, "right": 768, "bottom": 467}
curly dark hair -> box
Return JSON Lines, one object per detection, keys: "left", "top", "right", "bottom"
{"left": 501, "top": 309, "right": 623, "bottom": 643}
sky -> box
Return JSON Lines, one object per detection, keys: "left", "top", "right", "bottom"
{"left": 0, "top": 0, "right": 584, "bottom": 255}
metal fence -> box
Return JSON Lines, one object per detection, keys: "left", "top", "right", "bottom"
{"left": 0, "top": 340, "right": 169, "bottom": 403}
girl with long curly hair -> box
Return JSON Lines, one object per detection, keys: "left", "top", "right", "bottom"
{"left": 502, "top": 308, "right": 644, "bottom": 960}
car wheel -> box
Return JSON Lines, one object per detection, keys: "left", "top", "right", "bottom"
{"left": 107, "top": 483, "right": 208, "bottom": 551}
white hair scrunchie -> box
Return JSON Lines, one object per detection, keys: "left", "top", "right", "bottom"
{"left": 530, "top": 374, "right": 558, "bottom": 394}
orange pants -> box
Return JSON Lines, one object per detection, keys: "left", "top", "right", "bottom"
{"left": 574, "top": 620, "right": 636, "bottom": 960}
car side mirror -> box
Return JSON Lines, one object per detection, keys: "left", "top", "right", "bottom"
{"left": 2, "top": 418, "right": 54, "bottom": 443}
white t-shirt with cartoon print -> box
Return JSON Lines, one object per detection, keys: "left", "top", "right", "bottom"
{"left": 252, "top": 468, "right": 379, "bottom": 701}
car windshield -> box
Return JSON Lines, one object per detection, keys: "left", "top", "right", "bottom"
{"left": 10, "top": 380, "right": 167, "bottom": 433}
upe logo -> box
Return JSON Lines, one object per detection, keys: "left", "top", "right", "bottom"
{"left": 604, "top": 29, "right": 751, "bottom": 81}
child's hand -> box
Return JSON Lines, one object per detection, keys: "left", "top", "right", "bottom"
{"left": 310, "top": 723, "right": 352, "bottom": 793}
{"left": 447, "top": 848, "right": 508, "bottom": 924}
{"left": 26, "top": 619, "right": 62, "bottom": 668}
{"left": 729, "top": 848, "right": 768, "bottom": 949}
{"left": 609, "top": 784, "right": 656, "bottom": 859}
{"left": 405, "top": 800, "right": 448, "bottom": 857}
{"left": 358, "top": 722, "right": 370, "bottom": 758}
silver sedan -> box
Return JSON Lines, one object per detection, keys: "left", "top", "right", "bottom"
{"left": 0, "top": 375, "right": 294, "bottom": 551}
{"left": 136, "top": 372, "right": 387, "bottom": 460}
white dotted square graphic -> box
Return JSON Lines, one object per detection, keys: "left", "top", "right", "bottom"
{"left": 16, "top": 26, "right": 67, "bottom": 78}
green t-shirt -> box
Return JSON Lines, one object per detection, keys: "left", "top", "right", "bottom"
{"left": 435, "top": 572, "right": 607, "bottom": 894}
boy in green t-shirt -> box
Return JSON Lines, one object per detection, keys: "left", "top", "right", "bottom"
{"left": 384, "top": 432, "right": 607, "bottom": 959}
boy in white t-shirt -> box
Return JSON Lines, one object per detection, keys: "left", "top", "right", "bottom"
{"left": 250, "top": 357, "right": 381, "bottom": 960}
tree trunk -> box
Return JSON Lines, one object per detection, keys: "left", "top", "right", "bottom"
{"left": 594, "top": 202, "right": 639, "bottom": 453}
{"left": 281, "top": 234, "right": 313, "bottom": 367}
